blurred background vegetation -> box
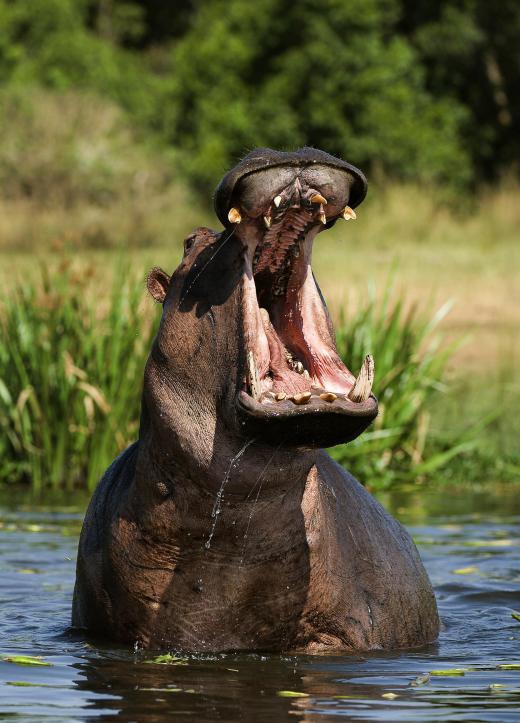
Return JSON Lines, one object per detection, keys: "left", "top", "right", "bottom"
{"left": 0, "top": 0, "right": 518, "bottom": 492}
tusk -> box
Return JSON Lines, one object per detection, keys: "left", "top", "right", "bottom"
{"left": 228, "top": 207, "right": 242, "bottom": 224}
{"left": 273, "top": 195, "right": 282, "bottom": 208}
{"left": 342, "top": 206, "right": 357, "bottom": 221}
{"left": 347, "top": 354, "right": 374, "bottom": 403}
{"left": 310, "top": 193, "right": 327, "bottom": 205}
{"left": 246, "top": 350, "right": 261, "bottom": 400}
{"left": 319, "top": 207, "right": 327, "bottom": 225}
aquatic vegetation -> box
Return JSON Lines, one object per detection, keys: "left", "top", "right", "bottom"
{"left": 1, "top": 655, "right": 52, "bottom": 667}
{"left": 330, "top": 286, "right": 477, "bottom": 489}
{"left": 144, "top": 654, "right": 189, "bottom": 666}
{"left": 0, "top": 264, "right": 479, "bottom": 491}
{"left": 0, "top": 263, "right": 156, "bottom": 491}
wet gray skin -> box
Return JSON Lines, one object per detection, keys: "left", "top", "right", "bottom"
{"left": 72, "top": 148, "right": 440, "bottom": 654}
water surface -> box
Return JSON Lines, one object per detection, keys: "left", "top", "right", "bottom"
{"left": 0, "top": 486, "right": 519, "bottom": 721}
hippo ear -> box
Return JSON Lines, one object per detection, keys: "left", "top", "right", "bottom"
{"left": 147, "top": 267, "right": 171, "bottom": 303}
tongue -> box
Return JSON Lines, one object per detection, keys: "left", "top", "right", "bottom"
{"left": 260, "top": 308, "right": 312, "bottom": 395}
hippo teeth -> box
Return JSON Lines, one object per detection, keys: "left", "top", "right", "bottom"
{"left": 342, "top": 206, "right": 357, "bottom": 221}
{"left": 347, "top": 355, "right": 374, "bottom": 403}
{"left": 246, "top": 350, "right": 261, "bottom": 400}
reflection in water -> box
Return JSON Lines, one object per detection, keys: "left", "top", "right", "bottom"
{"left": 0, "top": 486, "right": 519, "bottom": 721}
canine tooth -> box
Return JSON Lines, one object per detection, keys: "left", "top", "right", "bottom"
{"left": 228, "top": 207, "right": 242, "bottom": 224}
{"left": 347, "top": 354, "right": 374, "bottom": 403}
{"left": 310, "top": 193, "right": 327, "bottom": 205}
{"left": 319, "top": 209, "right": 327, "bottom": 225}
{"left": 246, "top": 350, "right": 261, "bottom": 400}
{"left": 273, "top": 195, "right": 282, "bottom": 208}
{"left": 342, "top": 206, "right": 357, "bottom": 221}
{"left": 275, "top": 392, "right": 287, "bottom": 401}
{"left": 291, "top": 392, "right": 311, "bottom": 405}
{"left": 320, "top": 392, "right": 337, "bottom": 402}
{"left": 263, "top": 214, "right": 271, "bottom": 229}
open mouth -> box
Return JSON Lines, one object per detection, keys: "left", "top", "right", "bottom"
{"left": 215, "top": 148, "right": 378, "bottom": 447}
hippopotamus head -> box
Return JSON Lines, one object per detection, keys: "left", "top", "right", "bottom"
{"left": 144, "top": 147, "right": 377, "bottom": 486}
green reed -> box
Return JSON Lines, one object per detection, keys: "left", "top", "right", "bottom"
{"left": 0, "top": 264, "right": 477, "bottom": 491}
{"left": 0, "top": 263, "right": 156, "bottom": 492}
{"left": 330, "top": 282, "right": 481, "bottom": 489}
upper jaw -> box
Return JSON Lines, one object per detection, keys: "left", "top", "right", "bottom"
{"left": 217, "top": 164, "right": 378, "bottom": 444}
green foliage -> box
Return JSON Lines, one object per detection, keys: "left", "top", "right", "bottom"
{"left": 165, "top": 0, "right": 471, "bottom": 196}
{"left": 0, "top": 0, "right": 164, "bottom": 126}
{"left": 0, "top": 263, "right": 156, "bottom": 491}
{"left": 1, "top": 0, "right": 519, "bottom": 200}
{"left": 0, "top": 266, "right": 474, "bottom": 491}
{"left": 330, "top": 284, "right": 474, "bottom": 489}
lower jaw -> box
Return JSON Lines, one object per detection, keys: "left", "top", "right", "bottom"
{"left": 236, "top": 391, "right": 378, "bottom": 448}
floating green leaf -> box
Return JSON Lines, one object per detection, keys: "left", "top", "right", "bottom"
{"left": 277, "top": 690, "right": 309, "bottom": 698}
{"left": 511, "top": 613, "right": 520, "bottom": 622}
{"left": 452, "top": 567, "right": 478, "bottom": 575}
{"left": 144, "top": 653, "right": 188, "bottom": 666}
{"left": 497, "top": 664, "right": 520, "bottom": 670}
{"left": 430, "top": 668, "right": 467, "bottom": 676}
{"left": 410, "top": 673, "right": 430, "bottom": 686}
{"left": 1, "top": 655, "right": 52, "bottom": 667}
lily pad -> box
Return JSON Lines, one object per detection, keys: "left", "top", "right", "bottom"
{"left": 1, "top": 655, "right": 52, "bottom": 667}
{"left": 497, "top": 663, "right": 520, "bottom": 670}
{"left": 410, "top": 673, "right": 430, "bottom": 686}
{"left": 277, "top": 690, "right": 309, "bottom": 698}
{"left": 144, "top": 653, "right": 188, "bottom": 666}
{"left": 452, "top": 566, "right": 478, "bottom": 575}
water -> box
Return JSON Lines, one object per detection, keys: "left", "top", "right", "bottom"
{"left": 0, "top": 486, "right": 519, "bottom": 722}
{"left": 205, "top": 438, "right": 255, "bottom": 549}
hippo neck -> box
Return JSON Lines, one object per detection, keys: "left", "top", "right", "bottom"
{"left": 131, "top": 430, "right": 319, "bottom": 557}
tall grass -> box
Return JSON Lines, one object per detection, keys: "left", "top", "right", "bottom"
{"left": 0, "top": 262, "right": 156, "bottom": 491}
{"left": 0, "top": 263, "right": 475, "bottom": 491}
{"left": 330, "top": 284, "right": 481, "bottom": 489}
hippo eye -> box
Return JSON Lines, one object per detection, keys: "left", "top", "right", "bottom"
{"left": 183, "top": 235, "right": 196, "bottom": 253}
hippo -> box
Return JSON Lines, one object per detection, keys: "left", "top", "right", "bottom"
{"left": 72, "top": 147, "right": 439, "bottom": 652}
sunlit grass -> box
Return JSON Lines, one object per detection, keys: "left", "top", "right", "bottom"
{"left": 0, "top": 263, "right": 486, "bottom": 492}
{"left": 0, "top": 262, "right": 157, "bottom": 491}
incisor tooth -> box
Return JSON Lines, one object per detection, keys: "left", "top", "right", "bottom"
{"left": 347, "top": 354, "right": 374, "bottom": 403}
{"left": 342, "top": 206, "right": 357, "bottom": 221}
{"left": 291, "top": 392, "right": 311, "bottom": 405}
{"left": 319, "top": 209, "right": 327, "bottom": 225}
{"left": 310, "top": 193, "right": 327, "bottom": 205}
{"left": 246, "top": 350, "right": 261, "bottom": 400}
{"left": 273, "top": 195, "right": 282, "bottom": 208}
{"left": 275, "top": 391, "right": 287, "bottom": 401}
{"left": 228, "top": 207, "right": 242, "bottom": 224}
{"left": 320, "top": 392, "right": 337, "bottom": 402}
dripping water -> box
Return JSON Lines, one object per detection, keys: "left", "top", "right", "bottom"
{"left": 204, "top": 437, "right": 256, "bottom": 549}
{"left": 239, "top": 441, "right": 283, "bottom": 565}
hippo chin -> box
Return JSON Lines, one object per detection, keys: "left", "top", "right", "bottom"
{"left": 73, "top": 147, "right": 439, "bottom": 653}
